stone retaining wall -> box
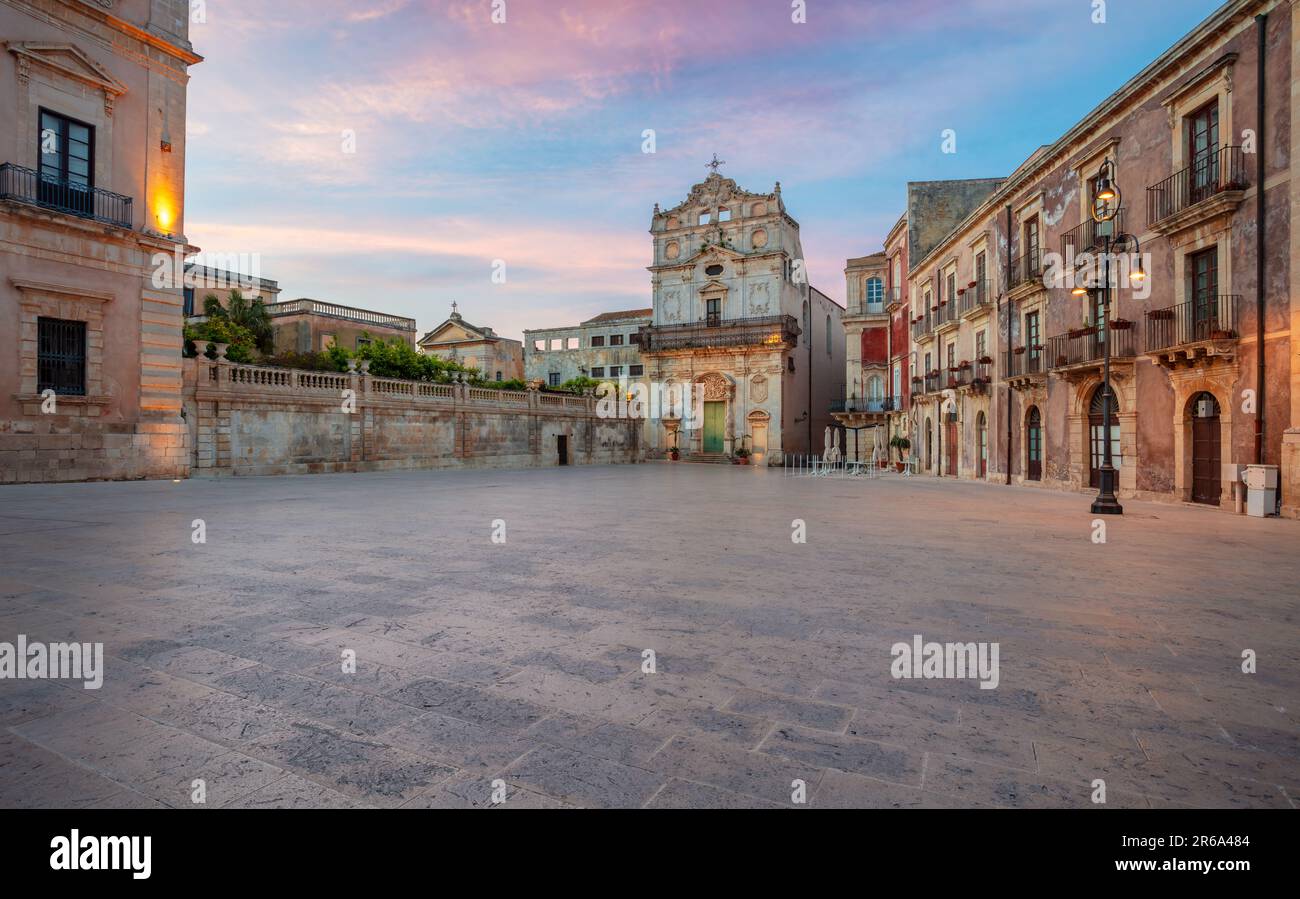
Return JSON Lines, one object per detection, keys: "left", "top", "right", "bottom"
{"left": 186, "top": 358, "right": 641, "bottom": 476}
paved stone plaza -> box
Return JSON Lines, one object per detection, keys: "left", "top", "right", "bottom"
{"left": 1, "top": 464, "right": 1297, "bottom": 809}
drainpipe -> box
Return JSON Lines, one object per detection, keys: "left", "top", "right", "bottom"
{"left": 808, "top": 284, "right": 814, "bottom": 454}
{"left": 1254, "top": 13, "right": 1267, "bottom": 467}
{"left": 1004, "top": 203, "right": 1014, "bottom": 485}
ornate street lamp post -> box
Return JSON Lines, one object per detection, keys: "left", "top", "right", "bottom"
{"left": 1076, "top": 158, "right": 1144, "bottom": 515}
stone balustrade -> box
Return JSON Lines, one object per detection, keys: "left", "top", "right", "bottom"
{"left": 186, "top": 357, "right": 638, "bottom": 476}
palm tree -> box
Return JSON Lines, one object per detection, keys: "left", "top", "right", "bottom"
{"left": 203, "top": 289, "right": 274, "bottom": 354}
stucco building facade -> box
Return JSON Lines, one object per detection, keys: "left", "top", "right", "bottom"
{"left": 523, "top": 308, "right": 650, "bottom": 387}
{"left": 0, "top": 0, "right": 200, "bottom": 483}
{"left": 419, "top": 306, "right": 524, "bottom": 381}
{"left": 899, "top": 0, "right": 1298, "bottom": 516}
{"left": 638, "top": 169, "right": 844, "bottom": 463}
{"left": 267, "top": 298, "right": 416, "bottom": 353}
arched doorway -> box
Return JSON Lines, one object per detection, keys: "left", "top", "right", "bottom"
{"left": 1026, "top": 406, "right": 1042, "bottom": 481}
{"left": 1088, "top": 385, "right": 1121, "bottom": 489}
{"left": 976, "top": 412, "right": 988, "bottom": 478}
{"left": 925, "top": 416, "right": 933, "bottom": 472}
{"left": 1189, "top": 391, "right": 1222, "bottom": 505}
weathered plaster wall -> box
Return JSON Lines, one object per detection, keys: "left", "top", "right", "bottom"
{"left": 187, "top": 359, "right": 641, "bottom": 477}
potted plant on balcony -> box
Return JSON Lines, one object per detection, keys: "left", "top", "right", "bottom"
{"left": 1147, "top": 308, "right": 1174, "bottom": 320}
{"left": 968, "top": 280, "right": 978, "bottom": 289}
{"left": 978, "top": 355, "right": 993, "bottom": 365}
{"left": 958, "top": 360, "right": 972, "bottom": 369}
{"left": 1013, "top": 346, "right": 1026, "bottom": 355}
{"left": 1110, "top": 318, "right": 1133, "bottom": 330}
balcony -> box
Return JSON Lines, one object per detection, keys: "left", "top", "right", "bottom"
{"left": 911, "top": 310, "right": 933, "bottom": 342}
{"left": 1146, "top": 146, "right": 1247, "bottom": 234}
{"left": 1061, "top": 209, "right": 1125, "bottom": 261}
{"left": 1008, "top": 249, "right": 1044, "bottom": 295}
{"left": 829, "top": 392, "right": 894, "bottom": 415}
{"left": 0, "top": 162, "right": 133, "bottom": 229}
{"left": 923, "top": 372, "right": 941, "bottom": 394}
{"left": 958, "top": 280, "right": 994, "bottom": 318}
{"left": 933, "top": 296, "right": 959, "bottom": 333}
{"left": 958, "top": 358, "right": 994, "bottom": 394}
{"left": 637, "top": 314, "right": 799, "bottom": 352}
{"left": 1046, "top": 324, "right": 1137, "bottom": 376}
{"left": 1144, "top": 295, "right": 1241, "bottom": 368}
{"left": 1004, "top": 347, "right": 1046, "bottom": 390}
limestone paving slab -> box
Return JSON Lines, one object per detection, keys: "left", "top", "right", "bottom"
{"left": 1, "top": 464, "right": 1298, "bottom": 808}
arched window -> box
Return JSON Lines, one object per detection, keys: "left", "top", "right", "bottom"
{"left": 976, "top": 412, "right": 988, "bottom": 478}
{"left": 865, "top": 277, "right": 884, "bottom": 312}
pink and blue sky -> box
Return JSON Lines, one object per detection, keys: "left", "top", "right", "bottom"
{"left": 185, "top": 0, "right": 1226, "bottom": 341}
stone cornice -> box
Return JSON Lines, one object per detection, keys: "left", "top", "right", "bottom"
{"left": 12, "top": 277, "right": 115, "bottom": 302}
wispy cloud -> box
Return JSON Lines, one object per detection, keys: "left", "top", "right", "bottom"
{"left": 184, "top": 0, "right": 1227, "bottom": 337}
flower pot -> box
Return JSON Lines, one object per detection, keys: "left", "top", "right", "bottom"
{"left": 1110, "top": 319, "right": 1133, "bottom": 331}
{"left": 895, "top": 461, "right": 905, "bottom": 472}
{"left": 1013, "top": 347, "right": 1026, "bottom": 355}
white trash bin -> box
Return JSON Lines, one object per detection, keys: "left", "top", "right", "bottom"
{"left": 1243, "top": 464, "right": 1278, "bottom": 518}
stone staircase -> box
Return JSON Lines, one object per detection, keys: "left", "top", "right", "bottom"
{"left": 683, "top": 452, "right": 732, "bottom": 464}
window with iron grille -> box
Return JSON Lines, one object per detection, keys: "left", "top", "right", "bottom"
{"left": 629, "top": 364, "right": 644, "bottom": 376}
{"left": 38, "top": 317, "right": 86, "bottom": 395}
{"left": 548, "top": 372, "right": 560, "bottom": 387}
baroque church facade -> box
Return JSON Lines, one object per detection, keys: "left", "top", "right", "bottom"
{"left": 638, "top": 167, "right": 844, "bottom": 463}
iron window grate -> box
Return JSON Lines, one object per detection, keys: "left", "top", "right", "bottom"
{"left": 37, "top": 317, "right": 86, "bottom": 395}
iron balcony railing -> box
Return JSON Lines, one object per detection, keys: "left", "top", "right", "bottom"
{"left": 923, "top": 372, "right": 941, "bottom": 393}
{"left": 1147, "top": 146, "right": 1248, "bottom": 227}
{"left": 0, "top": 162, "right": 133, "bottom": 228}
{"left": 910, "top": 315, "right": 928, "bottom": 341}
{"left": 637, "top": 314, "right": 799, "bottom": 352}
{"left": 958, "top": 280, "right": 993, "bottom": 317}
{"left": 973, "top": 359, "right": 993, "bottom": 385}
{"left": 845, "top": 288, "right": 899, "bottom": 317}
{"left": 1061, "top": 209, "right": 1125, "bottom": 261}
{"left": 1145, "top": 295, "right": 1240, "bottom": 353}
{"left": 947, "top": 367, "right": 971, "bottom": 389}
{"left": 1004, "top": 347, "right": 1046, "bottom": 379}
{"left": 1046, "top": 325, "right": 1137, "bottom": 369}
{"left": 1008, "top": 249, "right": 1043, "bottom": 291}
{"left": 934, "top": 295, "right": 958, "bottom": 328}
{"left": 829, "top": 392, "right": 893, "bottom": 414}
{"left": 264, "top": 299, "right": 416, "bottom": 332}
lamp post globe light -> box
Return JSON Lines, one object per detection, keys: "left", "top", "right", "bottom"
{"left": 1085, "top": 158, "right": 1144, "bottom": 516}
